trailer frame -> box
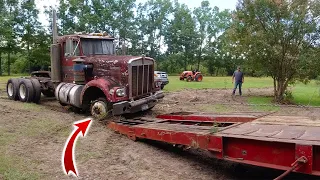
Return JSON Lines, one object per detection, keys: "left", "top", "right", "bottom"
{"left": 107, "top": 112, "right": 320, "bottom": 178}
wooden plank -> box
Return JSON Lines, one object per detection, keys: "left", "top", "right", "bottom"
{"left": 253, "top": 116, "right": 320, "bottom": 127}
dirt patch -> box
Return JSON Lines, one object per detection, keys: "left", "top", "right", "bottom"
{"left": 154, "top": 88, "right": 275, "bottom": 114}
{"left": 1, "top": 88, "right": 320, "bottom": 179}
{"left": 0, "top": 98, "right": 237, "bottom": 180}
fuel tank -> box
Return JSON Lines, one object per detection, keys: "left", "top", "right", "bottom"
{"left": 55, "top": 82, "right": 84, "bottom": 108}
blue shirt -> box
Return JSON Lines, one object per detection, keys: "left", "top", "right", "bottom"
{"left": 233, "top": 71, "right": 244, "bottom": 82}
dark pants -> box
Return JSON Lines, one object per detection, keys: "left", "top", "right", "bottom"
{"left": 233, "top": 81, "right": 242, "bottom": 95}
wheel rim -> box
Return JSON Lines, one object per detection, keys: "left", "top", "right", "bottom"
{"left": 91, "top": 101, "right": 107, "bottom": 119}
{"left": 198, "top": 76, "right": 203, "bottom": 81}
{"left": 19, "top": 84, "right": 27, "bottom": 99}
{"left": 8, "top": 83, "right": 14, "bottom": 97}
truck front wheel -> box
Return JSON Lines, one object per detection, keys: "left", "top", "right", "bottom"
{"left": 90, "top": 98, "right": 110, "bottom": 120}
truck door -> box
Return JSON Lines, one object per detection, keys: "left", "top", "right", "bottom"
{"left": 62, "top": 38, "right": 81, "bottom": 83}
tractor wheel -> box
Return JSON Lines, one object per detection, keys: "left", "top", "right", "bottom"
{"left": 18, "top": 79, "right": 34, "bottom": 102}
{"left": 90, "top": 98, "right": 110, "bottom": 120}
{"left": 179, "top": 77, "right": 184, "bottom": 81}
{"left": 30, "top": 79, "right": 41, "bottom": 103}
{"left": 195, "top": 74, "right": 203, "bottom": 82}
{"left": 186, "top": 76, "right": 192, "bottom": 82}
{"left": 6, "top": 78, "right": 20, "bottom": 100}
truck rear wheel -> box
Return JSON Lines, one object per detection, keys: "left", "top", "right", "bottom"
{"left": 18, "top": 79, "right": 34, "bottom": 102}
{"left": 7, "top": 78, "right": 20, "bottom": 100}
{"left": 90, "top": 98, "right": 110, "bottom": 120}
{"left": 30, "top": 79, "right": 42, "bottom": 103}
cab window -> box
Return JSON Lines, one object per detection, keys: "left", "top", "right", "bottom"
{"left": 64, "top": 41, "right": 80, "bottom": 57}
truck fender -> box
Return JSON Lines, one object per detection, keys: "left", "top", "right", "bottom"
{"left": 80, "top": 78, "right": 114, "bottom": 105}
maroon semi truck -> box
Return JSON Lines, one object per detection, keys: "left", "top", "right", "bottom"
{"left": 6, "top": 11, "right": 164, "bottom": 119}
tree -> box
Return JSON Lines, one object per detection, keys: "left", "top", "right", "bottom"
{"left": 90, "top": 0, "right": 114, "bottom": 33}
{"left": 0, "top": 0, "right": 6, "bottom": 75}
{"left": 3, "top": 0, "right": 19, "bottom": 75}
{"left": 165, "top": 2, "right": 198, "bottom": 70}
{"left": 112, "top": 0, "right": 136, "bottom": 55}
{"left": 138, "top": 0, "right": 172, "bottom": 58}
{"left": 16, "top": 0, "right": 42, "bottom": 73}
{"left": 193, "top": 1, "right": 212, "bottom": 70}
{"left": 231, "top": 0, "right": 320, "bottom": 102}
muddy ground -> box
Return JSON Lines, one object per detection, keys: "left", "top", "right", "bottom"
{"left": 0, "top": 87, "right": 319, "bottom": 180}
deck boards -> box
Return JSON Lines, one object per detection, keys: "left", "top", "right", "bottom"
{"left": 253, "top": 115, "right": 320, "bottom": 126}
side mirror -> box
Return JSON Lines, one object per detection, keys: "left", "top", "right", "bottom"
{"left": 65, "top": 38, "right": 74, "bottom": 57}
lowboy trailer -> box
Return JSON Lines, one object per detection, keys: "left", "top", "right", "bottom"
{"left": 107, "top": 111, "right": 320, "bottom": 179}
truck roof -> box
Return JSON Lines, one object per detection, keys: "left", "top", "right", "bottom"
{"left": 57, "top": 34, "right": 115, "bottom": 42}
{"left": 78, "top": 34, "right": 115, "bottom": 40}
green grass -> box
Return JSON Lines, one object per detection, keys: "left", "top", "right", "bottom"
{"left": 0, "top": 125, "right": 41, "bottom": 180}
{"left": 164, "top": 76, "right": 320, "bottom": 107}
{"left": 165, "top": 76, "right": 273, "bottom": 91}
{"left": 247, "top": 96, "right": 280, "bottom": 111}
{"left": 0, "top": 155, "right": 40, "bottom": 180}
{"left": 245, "top": 82, "right": 320, "bottom": 107}
{"left": 291, "top": 82, "right": 320, "bottom": 106}
{"left": 0, "top": 116, "right": 70, "bottom": 180}
{"left": 0, "top": 74, "right": 27, "bottom": 81}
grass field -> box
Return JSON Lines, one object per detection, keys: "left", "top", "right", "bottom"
{"left": 165, "top": 76, "right": 320, "bottom": 106}
{"left": 165, "top": 76, "right": 274, "bottom": 91}
{"left": 1, "top": 75, "right": 319, "bottom": 106}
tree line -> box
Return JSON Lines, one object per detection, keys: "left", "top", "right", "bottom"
{"left": 0, "top": 0, "right": 319, "bottom": 101}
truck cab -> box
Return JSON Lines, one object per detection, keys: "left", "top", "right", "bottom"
{"left": 6, "top": 10, "right": 163, "bottom": 120}
{"left": 52, "top": 33, "right": 163, "bottom": 119}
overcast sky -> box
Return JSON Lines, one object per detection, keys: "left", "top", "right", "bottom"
{"left": 35, "top": 0, "right": 237, "bottom": 28}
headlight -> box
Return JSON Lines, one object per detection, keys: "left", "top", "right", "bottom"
{"left": 116, "top": 88, "right": 126, "bottom": 97}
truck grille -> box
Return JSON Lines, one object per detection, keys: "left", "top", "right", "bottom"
{"left": 130, "top": 63, "right": 154, "bottom": 98}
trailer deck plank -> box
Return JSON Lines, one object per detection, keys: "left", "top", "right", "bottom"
{"left": 252, "top": 115, "right": 320, "bottom": 126}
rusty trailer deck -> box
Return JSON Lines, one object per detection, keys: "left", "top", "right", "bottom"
{"left": 107, "top": 112, "right": 320, "bottom": 177}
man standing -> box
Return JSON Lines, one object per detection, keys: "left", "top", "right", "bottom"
{"left": 232, "top": 66, "right": 244, "bottom": 96}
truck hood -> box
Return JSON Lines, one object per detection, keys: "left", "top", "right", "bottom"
{"left": 82, "top": 55, "right": 155, "bottom": 86}
{"left": 84, "top": 55, "right": 149, "bottom": 65}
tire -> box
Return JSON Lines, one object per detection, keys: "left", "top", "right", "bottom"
{"left": 30, "top": 79, "right": 41, "bottom": 103}
{"left": 195, "top": 74, "right": 203, "bottom": 82}
{"left": 6, "top": 78, "right": 20, "bottom": 100}
{"left": 18, "top": 79, "right": 34, "bottom": 102}
{"left": 160, "top": 84, "right": 165, "bottom": 90}
{"left": 187, "top": 76, "right": 192, "bottom": 82}
{"left": 90, "top": 98, "right": 110, "bottom": 120}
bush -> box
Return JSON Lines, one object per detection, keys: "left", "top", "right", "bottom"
{"left": 316, "top": 76, "right": 320, "bottom": 86}
{"left": 11, "top": 57, "right": 28, "bottom": 74}
{"left": 283, "top": 90, "right": 294, "bottom": 103}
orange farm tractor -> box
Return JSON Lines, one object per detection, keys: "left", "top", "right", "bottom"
{"left": 179, "top": 71, "right": 203, "bottom": 82}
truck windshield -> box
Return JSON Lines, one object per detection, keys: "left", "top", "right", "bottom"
{"left": 81, "top": 39, "right": 114, "bottom": 55}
